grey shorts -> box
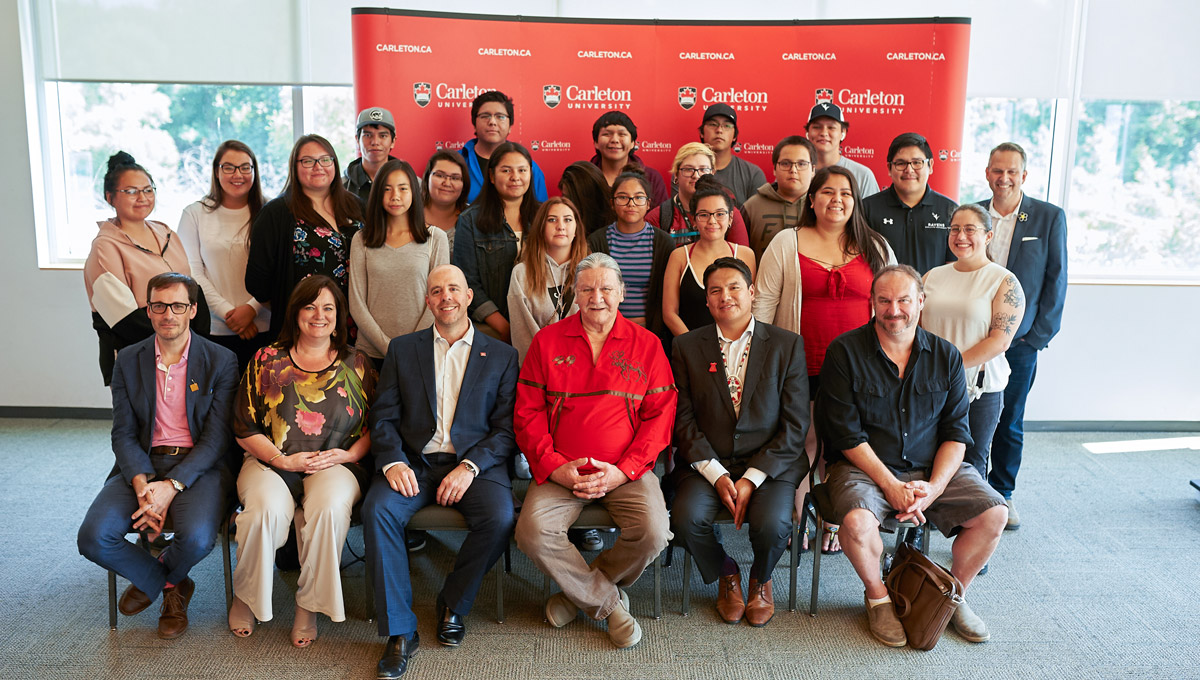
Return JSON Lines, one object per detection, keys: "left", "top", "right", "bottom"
{"left": 825, "top": 461, "right": 1006, "bottom": 538}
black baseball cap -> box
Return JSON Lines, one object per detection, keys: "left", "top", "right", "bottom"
{"left": 806, "top": 102, "right": 848, "bottom": 129}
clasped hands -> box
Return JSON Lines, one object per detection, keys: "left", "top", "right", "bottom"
{"left": 715, "top": 475, "right": 756, "bottom": 530}
{"left": 273, "top": 448, "right": 354, "bottom": 475}
{"left": 131, "top": 476, "right": 178, "bottom": 540}
{"left": 885, "top": 478, "right": 941, "bottom": 524}
{"left": 550, "top": 458, "right": 629, "bottom": 500}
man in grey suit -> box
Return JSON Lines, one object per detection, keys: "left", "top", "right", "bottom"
{"left": 976, "top": 142, "right": 1068, "bottom": 528}
{"left": 669, "top": 257, "right": 810, "bottom": 627}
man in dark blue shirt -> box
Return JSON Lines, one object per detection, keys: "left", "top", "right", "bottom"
{"left": 818, "top": 265, "right": 1008, "bottom": 648}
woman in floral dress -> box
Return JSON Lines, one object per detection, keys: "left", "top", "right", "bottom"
{"left": 227, "top": 275, "right": 377, "bottom": 648}
{"left": 245, "top": 134, "right": 363, "bottom": 345}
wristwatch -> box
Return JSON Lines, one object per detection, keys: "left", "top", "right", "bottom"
{"left": 461, "top": 460, "right": 480, "bottom": 477}
{"left": 168, "top": 478, "right": 185, "bottom": 492}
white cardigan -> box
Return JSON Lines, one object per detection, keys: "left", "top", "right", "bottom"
{"left": 752, "top": 228, "right": 896, "bottom": 334}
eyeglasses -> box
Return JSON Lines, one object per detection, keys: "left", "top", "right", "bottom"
{"left": 298, "top": 156, "right": 335, "bottom": 168}
{"left": 219, "top": 163, "right": 255, "bottom": 175}
{"left": 148, "top": 301, "right": 193, "bottom": 314}
{"left": 949, "top": 226, "right": 987, "bottom": 236}
{"left": 678, "top": 166, "right": 713, "bottom": 178}
{"left": 476, "top": 113, "right": 510, "bottom": 123}
{"left": 776, "top": 160, "right": 813, "bottom": 171}
{"left": 432, "top": 171, "right": 463, "bottom": 184}
{"left": 613, "top": 195, "right": 650, "bottom": 206}
{"left": 704, "top": 121, "right": 735, "bottom": 131}
{"left": 116, "top": 187, "right": 156, "bottom": 197}
{"left": 890, "top": 159, "right": 930, "bottom": 171}
{"left": 694, "top": 210, "right": 730, "bottom": 222}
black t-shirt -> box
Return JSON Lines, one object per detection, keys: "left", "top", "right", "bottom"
{"left": 476, "top": 151, "right": 491, "bottom": 174}
{"left": 860, "top": 186, "right": 958, "bottom": 276}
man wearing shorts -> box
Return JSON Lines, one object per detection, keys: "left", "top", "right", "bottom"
{"left": 817, "top": 265, "right": 1008, "bottom": 647}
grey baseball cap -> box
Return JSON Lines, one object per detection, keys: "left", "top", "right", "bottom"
{"left": 356, "top": 107, "right": 395, "bottom": 134}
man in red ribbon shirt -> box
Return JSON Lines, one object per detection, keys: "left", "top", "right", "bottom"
{"left": 514, "top": 253, "right": 676, "bottom": 649}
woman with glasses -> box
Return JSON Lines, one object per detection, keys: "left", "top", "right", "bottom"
{"left": 178, "top": 140, "right": 269, "bottom": 371}
{"left": 648, "top": 143, "right": 750, "bottom": 248}
{"left": 558, "top": 161, "right": 614, "bottom": 236}
{"left": 350, "top": 159, "right": 449, "bottom": 370}
{"left": 84, "top": 151, "right": 208, "bottom": 385}
{"left": 246, "top": 135, "right": 362, "bottom": 346}
{"left": 921, "top": 205, "right": 1025, "bottom": 479}
{"left": 452, "top": 141, "right": 540, "bottom": 343}
{"left": 753, "top": 165, "right": 894, "bottom": 553}
{"left": 228, "top": 275, "right": 377, "bottom": 647}
{"left": 423, "top": 151, "right": 470, "bottom": 254}
{"left": 586, "top": 165, "right": 673, "bottom": 335}
{"left": 662, "top": 175, "right": 757, "bottom": 337}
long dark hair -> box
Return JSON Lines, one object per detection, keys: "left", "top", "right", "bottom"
{"left": 519, "top": 197, "right": 590, "bottom": 298}
{"left": 476, "top": 141, "right": 540, "bottom": 235}
{"left": 422, "top": 150, "right": 470, "bottom": 214}
{"left": 276, "top": 275, "right": 351, "bottom": 361}
{"left": 361, "top": 159, "right": 428, "bottom": 248}
{"left": 282, "top": 134, "right": 362, "bottom": 230}
{"left": 103, "top": 151, "right": 154, "bottom": 206}
{"left": 798, "top": 165, "right": 889, "bottom": 274}
{"left": 202, "top": 140, "right": 264, "bottom": 234}
{"left": 558, "top": 161, "right": 614, "bottom": 234}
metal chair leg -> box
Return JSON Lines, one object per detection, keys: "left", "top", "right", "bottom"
{"left": 494, "top": 558, "right": 505, "bottom": 624}
{"left": 222, "top": 516, "right": 234, "bottom": 612}
{"left": 108, "top": 570, "right": 118, "bottom": 630}
{"left": 652, "top": 554, "right": 662, "bottom": 619}
{"left": 809, "top": 503, "right": 822, "bottom": 617}
{"left": 788, "top": 520, "right": 799, "bottom": 612}
{"left": 681, "top": 551, "right": 692, "bottom": 616}
{"left": 364, "top": 557, "right": 375, "bottom": 622}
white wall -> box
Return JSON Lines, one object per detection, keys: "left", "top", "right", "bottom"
{"left": 2, "top": 1, "right": 1198, "bottom": 422}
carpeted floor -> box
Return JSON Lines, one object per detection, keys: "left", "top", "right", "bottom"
{"left": 0, "top": 417, "right": 1197, "bottom": 679}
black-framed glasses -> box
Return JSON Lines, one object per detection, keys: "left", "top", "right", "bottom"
{"left": 678, "top": 166, "right": 713, "bottom": 178}
{"left": 148, "top": 301, "right": 193, "bottom": 314}
{"left": 776, "top": 160, "right": 813, "bottom": 171}
{"left": 613, "top": 195, "right": 650, "bottom": 206}
{"left": 694, "top": 209, "right": 730, "bottom": 222}
{"left": 219, "top": 163, "right": 255, "bottom": 175}
{"left": 298, "top": 156, "right": 335, "bottom": 168}
{"left": 476, "top": 113, "right": 510, "bottom": 123}
{"left": 703, "top": 121, "right": 735, "bottom": 131}
{"left": 431, "top": 171, "right": 463, "bottom": 184}
{"left": 890, "top": 159, "right": 930, "bottom": 171}
{"left": 116, "top": 187, "right": 156, "bottom": 197}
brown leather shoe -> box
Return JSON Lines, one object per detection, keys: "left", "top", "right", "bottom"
{"left": 745, "top": 579, "right": 774, "bottom": 627}
{"left": 118, "top": 584, "right": 153, "bottom": 616}
{"left": 157, "top": 578, "right": 195, "bottom": 639}
{"left": 715, "top": 573, "right": 745, "bottom": 624}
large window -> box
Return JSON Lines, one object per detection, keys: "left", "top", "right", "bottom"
{"left": 959, "top": 98, "right": 1054, "bottom": 205}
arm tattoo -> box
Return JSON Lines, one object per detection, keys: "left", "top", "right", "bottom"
{"left": 991, "top": 312, "right": 1018, "bottom": 336}
{"left": 1002, "top": 275, "right": 1024, "bottom": 307}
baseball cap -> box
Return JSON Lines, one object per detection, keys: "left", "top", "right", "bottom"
{"left": 807, "top": 102, "right": 848, "bottom": 128}
{"left": 702, "top": 103, "right": 738, "bottom": 127}
{"left": 356, "top": 107, "right": 396, "bottom": 135}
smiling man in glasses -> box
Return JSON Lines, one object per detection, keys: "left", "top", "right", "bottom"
{"left": 78, "top": 272, "right": 237, "bottom": 639}
{"left": 861, "top": 132, "right": 958, "bottom": 275}
{"left": 460, "top": 91, "right": 548, "bottom": 203}
{"left": 741, "top": 136, "right": 817, "bottom": 261}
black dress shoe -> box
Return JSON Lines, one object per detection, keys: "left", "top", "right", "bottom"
{"left": 903, "top": 525, "right": 927, "bottom": 552}
{"left": 377, "top": 633, "right": 419, "bottom": 679}
{"left": 405, "top": 530, "right": 427, "bottom": 552}
{"left": 436, "top": 601, "right": 466, "bottom": 646}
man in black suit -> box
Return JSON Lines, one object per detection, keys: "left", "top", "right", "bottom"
{"left": 975, "top": 142, "right": 1068, "bottom": 528}
{"left": 363, "top": 264, "right": 519, "bottom": 679}
{"left": 669, "top": 257, "right": 810, "bottom": 627}
{"left": 77, "top": 272, "right": 237, "bottom": 639}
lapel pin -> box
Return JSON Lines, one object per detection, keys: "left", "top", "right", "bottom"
{"left": 480, "top": 351, "right": 486, "bottom": 357}
{"left": 189, "top": 382, "right": 199, "bottom": 392}
{"left": 708, "top": 362, "right": 718, "bottom": 373}
{"left": 1018, "top": 212, "right": 1028, "bottom": 222}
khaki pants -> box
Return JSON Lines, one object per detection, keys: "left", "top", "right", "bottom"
{"left": 232, "top": 457, "right": 361, "bottom": 622}
{"left": 515, "top": 473, "right": 671, "bottom": 620}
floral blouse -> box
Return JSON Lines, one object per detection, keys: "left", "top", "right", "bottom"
{"left": 293, "top": 221, "right": 355, "bottom": 294}
{"left": 234, "top": 344, "right": 378, "bottom": 461}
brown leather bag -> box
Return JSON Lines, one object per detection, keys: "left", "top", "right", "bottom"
{"left": 885, "top": 542, "right": 964, "bottom": 650}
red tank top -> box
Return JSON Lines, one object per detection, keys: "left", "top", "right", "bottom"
{"left": 798, "top": 252, "right": 873, "bottom": 376}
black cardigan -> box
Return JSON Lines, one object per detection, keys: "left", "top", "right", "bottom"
{"left": 587, "top": 224, "right": 675, "bottom": 342}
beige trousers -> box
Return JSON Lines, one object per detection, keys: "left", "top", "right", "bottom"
{"left": 233, "top": 457, "right": 361, "bottom": 622}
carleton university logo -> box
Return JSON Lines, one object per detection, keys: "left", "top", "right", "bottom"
{"left": 543, "top": 84, "right": 562, "bottom": 109}
{"left": 939, "top": 149, "right": 949, "bottom": 161}
{"left": 413, "top": 82, "right": 432, "bottom": 108}
{"left": 678, "top": 86, "right": 697, "bottom": 110}
{"left": 815, "top": 88, "right": 834, "bottom": 104}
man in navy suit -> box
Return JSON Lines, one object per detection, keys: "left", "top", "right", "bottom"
{"left": 364, "top": 264, "right": 519, "bottom": 679}
{"left": 77, "top": 272, "right": 237, "bottom": 639}
{"left": 669, "top": 257, "right": 809, "bottom": 627}
{"left": 976, "top": 142, "right": 1068, "bottom": 528}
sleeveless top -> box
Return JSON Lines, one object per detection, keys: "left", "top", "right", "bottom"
{"left": 798, "top": 252, "right": 873, "bottom": 377}
{"left": 922, "top": 261, "right": 1014, "bottom": 400}
{"left": 678, "top": 242, "right": 738, "bottom": 331}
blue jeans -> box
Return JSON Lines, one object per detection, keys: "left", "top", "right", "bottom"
{"left": 965, "top": 390, "right": 1004, "bottom": 480}
{"left": 988, "top": 340, "right": 1038, "bottom": 499}
{"left": 77, "top": 455, "right": 230, "bottom": 596}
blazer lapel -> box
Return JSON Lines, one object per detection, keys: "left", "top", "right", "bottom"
{"left": 455, "top": 338, "right": 487, "bottom": 414}
{"left": 736, "top": 322, "right": 769, "bottom": 423}
{"left": 701, "top": 327, "right": 737, "bottom": 421}
{"left": 184, "top": 333, "right": 205, "bottom": 438}
{"left": 138, "top": 340, "right": 157, "bottom": 425}
{"left": 1005, "top": 194, "right": 1032, "bottom": 269}
{"left": 416, "top": 331, "right": 437, "bottom": 420}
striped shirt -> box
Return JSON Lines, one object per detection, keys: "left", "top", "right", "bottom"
{"left": 605, "top": 223, "right": 655, "bottom": 318}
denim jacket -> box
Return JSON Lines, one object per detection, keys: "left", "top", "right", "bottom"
{"left": 452, "top": 204, "right": 520, "bottom": 323}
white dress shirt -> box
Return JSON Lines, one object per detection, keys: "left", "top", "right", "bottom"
{"left": 692, "top": 317, "right": 767, "bottom": 489}
{"left": 987, "top": 194, "right": 1021, "bottom": 268}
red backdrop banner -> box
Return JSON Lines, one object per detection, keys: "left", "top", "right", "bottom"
{"left": 351, "top": 10, "right": 971, "bottom": 200}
